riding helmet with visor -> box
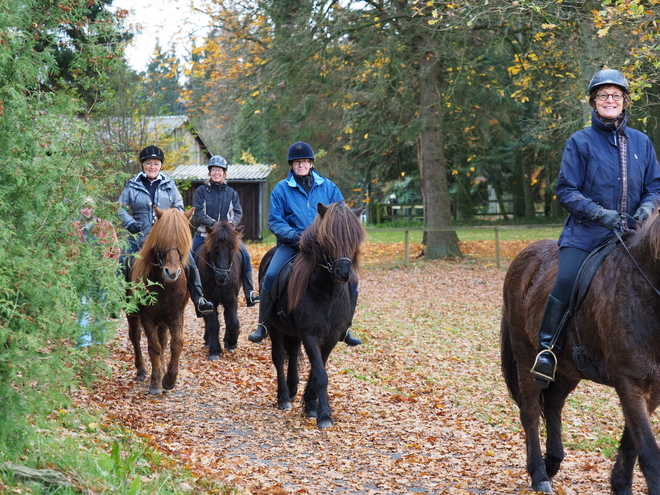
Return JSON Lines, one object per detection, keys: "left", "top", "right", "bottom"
{"left": 139, "top": 145, "right": 165, "bottom": 163}
{"left": 588, "top": 69, "right": 630, "bottom": 108}
{"left": 208, "top": 155, "right": 228, "bottom": 171}
{"left": 287, "top": 142, "right": 314, "bottom": 165}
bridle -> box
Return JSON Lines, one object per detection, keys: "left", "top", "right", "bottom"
{"left": 193, "top": 248, "right": 234, "bottom": 284}
{"left": 153, "top": 247, "right": 184, "bottom": 269}
{"left": 319, "top": 252, "right": 353, "bottom": 275}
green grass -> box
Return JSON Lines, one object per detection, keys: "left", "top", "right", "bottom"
{"left": 365, "top": 225, "right": 563, "bottom": 244}
{"left": 0, "top": 406, "right": 238, "bottom": 494}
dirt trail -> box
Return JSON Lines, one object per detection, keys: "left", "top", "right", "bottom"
{"left": 88, "top": 246, "right": 642, "bottom": 494}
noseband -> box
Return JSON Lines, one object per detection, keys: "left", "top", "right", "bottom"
{"left": 319, "top": 253, "right": 352, "bottom": 275}
{"left": 153, "top": 247, "right": 184, "bottom": 268}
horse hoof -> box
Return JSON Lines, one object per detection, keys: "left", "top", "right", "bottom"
{"left": 317, "top": 418, "right": 334, "bottom": 430}
{"left": 533, "top": 481, "right": 553, "bottom": 494}
{"left": 225, "top": 347, "right": 235, "bottom": 354}
{"left": 305, "top": 410, "right": 317, "bottom": 419}
{"left": 149, "top": 387, "right": 162, "bottom": 395}
{"left": 136, "top": 374, "right": 147, "bottom": 382}
{"left": 278, "top": 401, "right": 292, "bottom": 410}
{"left": 208, "top": 354, "right": 220, "bottom": 361}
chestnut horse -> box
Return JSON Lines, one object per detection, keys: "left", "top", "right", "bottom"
{"left": 259, "top": 202, "right": 366, "bottom": 429}
{"left": 127, "top": 207, "right": 194, "bottom": 395}
{"left": 196, "top": 221, "right": 242, "bottom": 360}
{"left": 501, "top": 215, "right": 660, "bottom": 494}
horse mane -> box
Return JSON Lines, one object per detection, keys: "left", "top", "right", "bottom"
{"left": 287, "top": 202, "right": 366, "bottom": 311}
{"left": 131, "top": 208, "right": 193, "bottom": 282}
{"left": 627, "top": 211, "right": 660, "bottom": 262}
{"left": 200, "top": 221, "right": 241, "bottom": 260}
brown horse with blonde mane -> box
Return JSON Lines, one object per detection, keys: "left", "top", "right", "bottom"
{"left": 501, "top": 213, "right": 660, "bottom": 494}
{"left": 258, "top": 202, "right": 366, "bottom": 429}
{"left": 127, "top": 206, "right": 194, "bottom": 395}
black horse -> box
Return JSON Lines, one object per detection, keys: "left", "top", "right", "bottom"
{"left": 196, "top": 221, "right": 242, "bottom": 360}
{"left": 501, "top": 214, "right": 660, "bottom": 494}
{"left": 259, "top": 202, "right": 366, "bottom": 429}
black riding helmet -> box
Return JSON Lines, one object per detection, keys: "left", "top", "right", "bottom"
{"left": 287, "top": 142, "right": 314, "bottom": 165}
{"left": 139, "top": 145, "right": 165, "bottom": 163}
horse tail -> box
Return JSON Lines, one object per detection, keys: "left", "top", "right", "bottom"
{"left": 500, "top": 313, "right": 521, "bottom": 405}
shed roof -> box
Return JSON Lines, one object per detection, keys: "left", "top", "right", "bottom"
{"left": 169, "top": 164, "right": 273, "bottom": 181}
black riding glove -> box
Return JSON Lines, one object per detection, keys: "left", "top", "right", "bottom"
{"left": 127, "top": 223, "right": 141, "bottom": 235}
{"left": 593, "top": 208, "right": 622, "bottom": 231}
{"left": 633, "top": 203, "right": 653, "bottom": 223}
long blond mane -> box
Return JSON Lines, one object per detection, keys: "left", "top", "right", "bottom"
{"left": 131, "top": 208, "right": 193, "bottom": 282}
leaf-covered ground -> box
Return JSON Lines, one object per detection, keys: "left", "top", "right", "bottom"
{"left": 84, "top": 241, "right": 653, "bottom": 494}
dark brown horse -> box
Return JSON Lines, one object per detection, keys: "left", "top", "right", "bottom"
{"left": 259, "top": 202, "right": 366, "bottom": 429}
{"left": 196, "top": 221, "right": 242, "bottom": 360}
{"left": 501, "top": 215, "right": 660, "bottom": 494}
{"left": 127, "top": 207, "right": 194, "bottom": 395}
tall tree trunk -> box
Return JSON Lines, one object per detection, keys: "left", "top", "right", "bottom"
{"left": 415, "top": 34, "right": 461, "bottom": 259}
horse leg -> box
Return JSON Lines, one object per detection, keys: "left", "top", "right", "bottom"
{"left": 611, "top": 423, "right": 636, "bottom": 495}
{"left": 162, "top": 318, "right": 184, "bottom": 391}
{"left": 615, "top": 386, "right": 660, "bottom": 494}
{"left": 517, "top": 376, "right": 553, "bottom": 493}
{"left": 127, "top": 314, "right": 147, "bottom": 381}
{"left": 143, "top": 321, "right": 164, "bottom": 395}
{"left": 302, "top": 336, "right": 333, "bottom": 429}
{"left": 222, "top": 301, "right": 240, "bottom": 353}
{"left": 206, "top": 308, "right": 222, "bottom": 361}
{"left": 542, "top": 377, "right": 578, "bottom": 478}
{"left": 270, "top": 330, "right": 292, "bottom": 410}
{"left": 285, "top": 336, "right": 301, "bottom": 403}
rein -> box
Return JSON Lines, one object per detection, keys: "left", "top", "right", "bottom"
{"left": 193, "top": 245, "right": 234, "bottom": 277}
{"left": 614, "top": 227, "right": 660, "bottom": 297}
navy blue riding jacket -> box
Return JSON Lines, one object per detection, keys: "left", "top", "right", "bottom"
{"left": 557, "top": 110, "right": 660, "bottom": 252}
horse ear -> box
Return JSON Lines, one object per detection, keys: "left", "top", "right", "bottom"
{"left": 317, "top": 203, "right": 328, "bottom": 217}
{"left": 185, "top": 208, "right": 194, "bottom": 221}
{"left": 353, "top": 206, "right": 365, "bottom": 218}
{"left": 154, "top": 206, "right": 164, "bottom": 219}
{"left": 235, "top": 224, "right": 245, "bottom": 235}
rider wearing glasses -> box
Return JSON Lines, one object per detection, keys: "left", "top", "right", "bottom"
{"left": 530, "top": 69, "right": 660, "bottom": 388}
{"left": 248, "top": 141, "right": 363, "bottom": 347}
{"left": 118, "top": 145, "right": 214, "bottom": 317}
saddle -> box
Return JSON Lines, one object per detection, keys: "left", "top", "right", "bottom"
{"left": 568, "top": 235, "right": 621, "bottom": 386}
{"left": 269, "top": 254, "right": 299, "bottom": 322}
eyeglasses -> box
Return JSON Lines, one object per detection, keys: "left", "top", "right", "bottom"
{"left": 292, "top": 159, "right": 312, "bottom": 166}
{"left": 596, "top": 93, "right": 624, "bottom": 101}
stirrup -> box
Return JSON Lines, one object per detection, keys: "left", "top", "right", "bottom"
{"left": 249, "top": 323, "right": 268, "bottom": 343}
{"left": 342, "top": 328, "right": 362, "bottom": 346}
{"left": 530, "top": 349, "right": 557, "bottom": 383}
{"left": 249, "top": 290, "right": 260, "bottom": 304}
{"left": 197, "top": 297, "right": 214, "bottom": 316}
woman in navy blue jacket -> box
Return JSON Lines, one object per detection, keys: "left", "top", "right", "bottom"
{"left": 531, "top": 69, "right": 660, "bottom": 388}
{"left": 248, "top": 142, "right": 362, "bottom": 346}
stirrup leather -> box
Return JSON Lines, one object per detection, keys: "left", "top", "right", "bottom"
{"left": 531, "top": 349, "right": 557, "bottom": 382}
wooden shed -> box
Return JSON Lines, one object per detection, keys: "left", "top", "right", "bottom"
{"left": 169, "top": 164, "right": 272, "bottom": 240}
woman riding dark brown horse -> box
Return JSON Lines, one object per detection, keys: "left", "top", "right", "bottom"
{"left": 501, "top": 212, "right": 660, "bottom": 494}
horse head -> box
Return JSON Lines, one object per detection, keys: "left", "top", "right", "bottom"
{"left": 132, "top": 207, "right": 194, "bottom": 284}
{"left": 202, "top": 221, "right": 241, "bottom": 286}
{"left": 316, "top": 203, "right": 366, "bottom": 285}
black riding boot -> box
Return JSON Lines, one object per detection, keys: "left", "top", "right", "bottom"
{"left": 242, "top": 269, "right": 260, "bottom": 307}
{"left": 339, "top": 291, "right": 362, "bottom": 347}
{"left": 185, "top": 264, "right": 214, "bottom": 317}
{"left": 248, "top": 288, "right": 271, "bottom": 343}
{"left": 531, "top": 294, "right": 569, "bottom": 388}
